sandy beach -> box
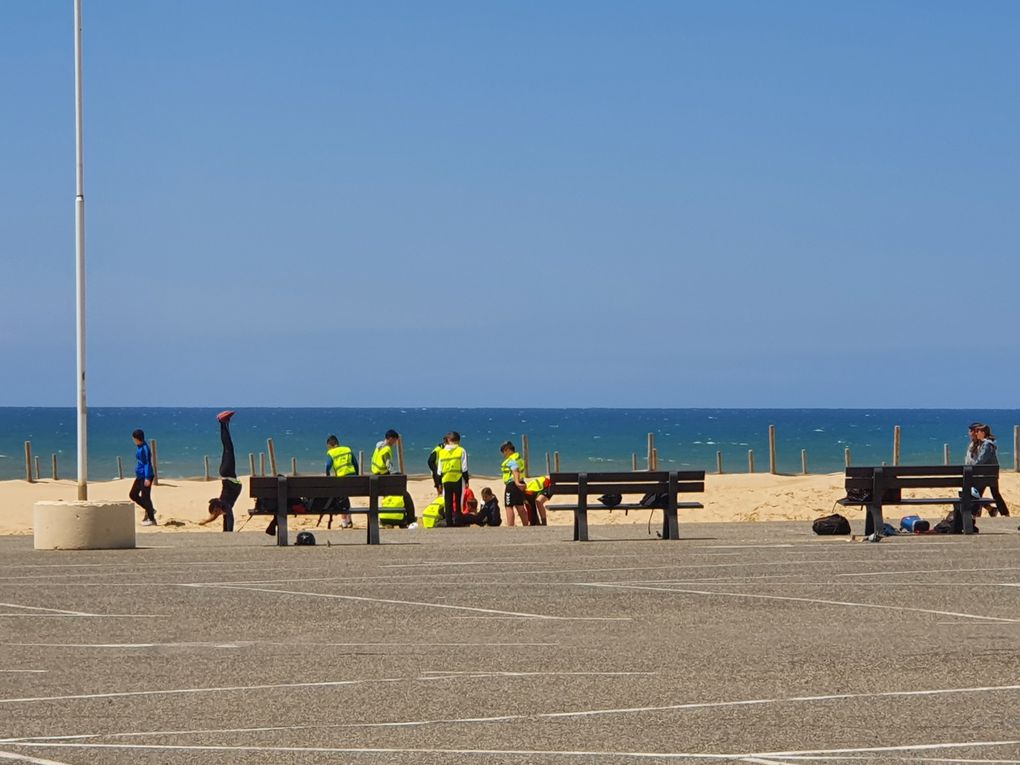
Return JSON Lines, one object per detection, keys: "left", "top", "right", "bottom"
{"left": 2, "top": 471, "right": 1017, "bottom": 536}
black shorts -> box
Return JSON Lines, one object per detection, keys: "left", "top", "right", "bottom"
{"left": 505, "top": 482, "right": 525, "bottom": 507}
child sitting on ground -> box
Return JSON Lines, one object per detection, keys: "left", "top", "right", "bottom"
{"left": 480, "top": 487, "right": 502, "bottom": 527}
{"left": 460, "top": 497, "right": 488, "bottom": 526}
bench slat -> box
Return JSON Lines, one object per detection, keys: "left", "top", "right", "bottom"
{"left": 550, "top": 471, "right": 705, "bottom": 482}
{"left": 548, "top": 502, "right": 704, "bottom": 511}
{"left": 837, "top": 497, "right": 995, "bottom": 507}
{"left": 250, "top": 475, "right": 407, "bottom": 498}
{"left": 845, "top": 465, "right": 998, "bottom": 478}
{"left": 551, "top": 482, "right": 704, "bottom": 495}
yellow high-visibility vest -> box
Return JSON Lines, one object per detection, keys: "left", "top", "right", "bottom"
{"left": 422, "top": 496, "right": 445, "bottom": 528}
{"left": 327, "top": 445, "right": 355, "bottom": 477}
{"left": 371, "top": 444, "right": 392, "bottom": 475}
{"left": 380, "top": 494, "right": 404, "bottom": 523}
{"left": 526, "top": 476, "right": 549, "bottom": 494}
{"left": 438, "top": 446, "right": 465, "bottom": 483}
{"left": 500, "top": 452, "right": 527, "bottom": 484}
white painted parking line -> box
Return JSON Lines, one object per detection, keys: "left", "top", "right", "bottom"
{"left": 837, "top": 567, "right": 1020, "bottom": 578}
{"left": 6, "top": 641, "right": 560, "bottom": 650}
{"left": 0, "top": 669, "right": 649, "bottom": 709}
{"left": 6, "top": 682, "right": 1017, "bottom": 742}
{"left": 7, "top": 740, "right": 1020, "bottom": 760}
{"left": 580, "top": 583, "right": 1020, "bottom": 623}
{"left": 0, "top": 751, "right": 76, "bottom": 765}
{"left": 0, "top": 602, "right": 94, "bottom": 616}
{"left": 0, "top": 671, "right": 46, "bottom": 674}
{"left": 207, "top": 583, "right": 630, "bottom": 621}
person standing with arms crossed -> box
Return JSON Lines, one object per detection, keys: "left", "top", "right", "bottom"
{"left": 499, "top": 441, "right": 530, "bottom": 526}
{"left": 438, "top": 431, "right": 469, "bottom": 526}
{"left": 129, "top": 429, "right": 158, "bottom": 526}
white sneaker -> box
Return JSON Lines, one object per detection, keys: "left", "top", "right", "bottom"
{"left": 408, "top": 522, "right": 418, "bottom": 530}
{"left": 141, "top": 518, "right": 156, "bottom": 526}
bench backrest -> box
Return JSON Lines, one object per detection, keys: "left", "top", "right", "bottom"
{"left": 845, "top": 465, "right": 998, "bottom": 492}
{"left": 250, "top": 474, "right": 407, "bottom": 500}
{"left": 550, "top": 470, "right": 705, "bottom": 496}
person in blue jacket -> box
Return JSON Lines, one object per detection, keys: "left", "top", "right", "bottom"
{"left": 129, "top": 429, "right": 158, "bottom": 525}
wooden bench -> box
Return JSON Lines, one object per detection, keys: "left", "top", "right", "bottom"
{"left": 548, "top": 471, "right": 705, "bottom": 541}
{"left": 837, "top": 465, "right": 998, "bottom": 536}
{"left": 249, "top": 474, "right": 407, "bottom": 546}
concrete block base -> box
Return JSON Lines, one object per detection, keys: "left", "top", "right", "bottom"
{"left": 33, "top": 501, "right": 137, "bottom": 550}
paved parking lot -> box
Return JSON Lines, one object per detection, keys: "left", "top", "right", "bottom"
{"left": 1, "top": 519, "right": 1018, "bottom": 764}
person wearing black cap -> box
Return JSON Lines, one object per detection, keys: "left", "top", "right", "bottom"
{"left": 199, "top": 410, "right": 242, "bottom": 531}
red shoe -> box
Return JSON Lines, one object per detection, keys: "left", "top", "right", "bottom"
{"left": 216, "top": 410, "right": 236, "bottom": 423}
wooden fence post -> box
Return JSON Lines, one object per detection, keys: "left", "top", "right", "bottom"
{"left": 844, "top": 447, "right": 852, "bottom": 467}
{"left": 397, "top": 438, "right": 406, "bottom": 475}
{"left": 1014, "top": 425, "right": 1019, "bottom": 472}
{"left": 631, "top": 453, "right": 638, "bottom": 471}
{"left": 51, "top": 453, "right": 58, "bottom": 481}
{"left": 651, "top": 448, "right": 659, "bottom": 470}
{"left": 266, "top": 438, "right": 278, "bottom": 476}
{"left": 291, "top": 457, "right": 298, "bottom": 476}
{"left": 358, "top": 450, "right": 365, "bottom": 476}
{"left": 801, "top": 449, "right": 808, "bottom": 475}
{"left": 554, "top": 451, "right": 561, "bottom": 472}
{"left": 116, "top": 456, "right": 124, "bottom": 480}
{"left": 24, "top": 441, "right": 33, "bottom": 483}
{"left": 748, "top": 449, "right": 755, "bottom": 474}
{"left": 203, "top": 456, "right": 211, "bottom": 481}
{"left": 647, "top": 433, "right": 655, "bottom": 470}
{"left": 150, "top": 439, "right": 159, "bottom": 485}
{"left": 768, "top": 425, "right": 777, "bottom": 475}
{"left": 716, "top": 451, "right": 723, "bottom": 474}
{"left": 522, "top": 434, "right": 530, "bottom": 473}
{"left": 545, "top": 452, "right": 552, "bottom": 475}
{"left": 34, "top": 455, "right": 41, "bottom": 482}
{"left": 943, "top": 443, "right": 951, "bottom": 466}
{"left": 248, "top": 453, "right": 257, "bottom": 477}
{"left": 893, "top": 425, "right": 901, "bottom": 466}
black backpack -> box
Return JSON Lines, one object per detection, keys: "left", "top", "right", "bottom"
{"left": 639, "top": 492, "right": 669, "bottom": 510}
{"left": 812, "top": 513, "right": 851, "bottom": 535}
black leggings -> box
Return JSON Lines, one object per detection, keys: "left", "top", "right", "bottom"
{"left": 977, "top": 483, "right": 1010, "bottom": 515}
{"left": 129, "top": 478, "right": 156, "bottom": 522}
{"left": 218, "top": 421, "right": 241, "bottom": 531}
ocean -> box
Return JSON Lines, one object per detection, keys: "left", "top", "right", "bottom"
{"left": 1, "top": 408, "right": 1018, "bottom": 481}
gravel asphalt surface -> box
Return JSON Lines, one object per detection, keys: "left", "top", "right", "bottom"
{"left": 1, "top": 517, "right": 1018, "bottom": 764}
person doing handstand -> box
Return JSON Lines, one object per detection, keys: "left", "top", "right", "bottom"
{"left": 198, "top": 410, "right": 242, "bottom": 531}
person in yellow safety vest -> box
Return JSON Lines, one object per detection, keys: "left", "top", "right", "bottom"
{"left": 427, "top": 438, "right": 445, "bottom": 494}
{"left": 380, "top": 492, "right": 416, "bottom": 528}
{"left": 422, "top": 495, "right": 445, "bottom": 528}
{"left": 524, "top": 475, "right": 552, "bottom": 526}
{"left": 325, "top": 434, "right": 358, "bottom": 529}
{"left": 499, "top": 441, "right": 530, "bottom": 527}
{"left": 371, "top": 429, "right": 400, "bottom": 475}
{"left": 438, "top": 431, "right": 469, "bottom": 526}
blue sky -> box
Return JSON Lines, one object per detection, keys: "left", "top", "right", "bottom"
{"left": 2, "top": 1, "right": 1017, "bottom": 407}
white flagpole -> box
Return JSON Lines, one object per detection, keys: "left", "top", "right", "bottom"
{"left": 74, "top": 0, "right": 88, "bottom": 500}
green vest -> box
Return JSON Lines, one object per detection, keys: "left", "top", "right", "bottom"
{"left": 327, "top": 445, "right": 355, "bottom": 477}
{"left": 526, "top": 475, "right": 549, "bottom": 494}
{"left": 438, "top": 445, "right": 465, "bottom": 483}
{"left": 380, "top": 494, "right": 404, "bottom": 523}
{"left": 371, "top": 444, "right": 392, "bottom": 475}
{"left": 422, "top": 496, "right": 445, "bottom": 528}
{"left": 501, "top": 452, "right": 527, "bottom": 484}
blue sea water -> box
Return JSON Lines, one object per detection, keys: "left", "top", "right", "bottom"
{"left": 0, "top": 408, "right": 1017, "bottom": 481}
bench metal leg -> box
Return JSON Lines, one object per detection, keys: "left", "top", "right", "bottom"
{"left": 367, "top": 476, "right": 380, "bottom": 545}
{"left": 865, "top": 503, "right": 883, "bottom": 536}
{"left": 275, "top": 476, "right": 288, "bottom": 547}
{"left": 662, "top": 472, "right": 679, "bottom": 540}
{"left": 574, "top": 474, "right": 589, "bottom": 542}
